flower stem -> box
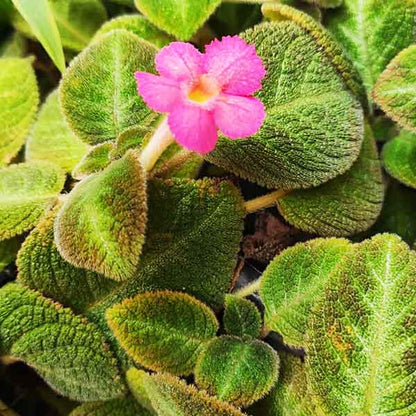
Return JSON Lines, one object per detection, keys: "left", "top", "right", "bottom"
{"left": 139, "top": 117, "right": 175, "bottom": 172}
{"left": 244, "top": 189, "right": 288, "bottom": 214}
{"left": 234, "top": 278, "right": 262, "bottom": 298}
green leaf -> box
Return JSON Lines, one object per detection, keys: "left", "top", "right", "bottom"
{"left": 206, "top": 21, "right": 363, "bottom": 190}
{"left": 0, "top": 283, "right": 126, "bottom": 401}
{"left": 195, "top": 336, "right": 279, "bottom": 408}
{"left": 70, "top": 397, "right": 153, "bottom": 416}
{"left": 55, "top": 150, "right": 147, "bottom": 281}
{"left": 0, "top": 162, "right": 65, "bottom": 241}
{"left": 382, "top": 130, "right": 416, "bottom": 189}
{"left": 11, "top": 0, "right": 65, "bottom": 72}
{"left": 134, "top": 0, "right": 221, "bottom": 40}
{"left": 277, "top": 124, "right": 384, "bottom": 236}
{"left": 326, "top": 0, "right": 416, "bottom": 98}
{"left": 126, "top": 368, "right": 246, "bottom": 416}
{"left": 302, "top": 0, "right": 341, "bottom": 7}
{"left": 0, "top": 32, "right": 27, "bottom": 57}
{"left": 25, "top": 90, "right": 89, "bottom": 173}
{"left": 223, "top": 294, "right": 262, "bottom": 338}
{"left": 0, "top": 57, "right": 38, "bottom": 166}
{"left": 260, "top": 238, "right": 351, "bottom": 348}
{"left": 0, "top": 237, "right": 20, "bottom": 273}
{"left": 373, "top": 45, "right": 416, "bottom": 132}
{"left": 13, "top": 0, "right": 108, "bottom": 52}
{"left": 60, "top": 29, "right": 157, "bottom": 145}
{"left": 17, "top": 205, "right": 118, "bottom": 313}
{"left": 93, "top": 14, "right": 173, "bottom": 48}
{"left": 107, "top": 291, "right": 218, "bottom": 375}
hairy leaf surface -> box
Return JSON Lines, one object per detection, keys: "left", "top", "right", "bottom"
{"left": 70, "top": 397, "right": 153, "bottom": 416}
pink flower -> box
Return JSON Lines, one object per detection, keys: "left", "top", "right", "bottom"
{"left": 135, "top": 36, "right": 266, "bottom": 154}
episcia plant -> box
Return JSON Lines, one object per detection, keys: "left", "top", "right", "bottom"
{"left": 1, "top": 0, "right": 416, "bottom": 415}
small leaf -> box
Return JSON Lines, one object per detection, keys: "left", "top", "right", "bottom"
{"left": 60, "top": 29, "right": 157, "bottom": 145}
{"left": 206, "top": 21, "right": 363, "bottom": 190}
{"left": 260, "top": 238, "right": 351, "bottom": 347}
{"left": 26, "top": 90, "right": 89, "bottom": 173}
{"left": 0, "top": 283, "right": 126, "bottom": 401}
{"left": 126, "top": 368, "right": 246, "bottom": 416}
{"left": 94, "top": 14, "right": 173, "bottom": 47}
{"left": 134, "top": 0, "right": 221, "bottom": 40}
{"left": 0, "top": 162, "right": 65, "bottom": 241}
{"left": 0, "top": 57, "right": 38, "bottom": 166}
{"left": 70, "top": 397, "right": 153, "bottom": 416}
{"left": 0, "top": 237, "right": 20, "bottom": 273}
{"left": 195, "top": 336, "right": 279, "bottom": 408}
{"left": 277, "top": 124, "right": 384, "bottom": 236}
{"left": 17, "top": 206, "right": 118, "bottom": 313}
{"left": 107, "top": 291, "right": 219, "bottom": 375}
{"left": 223, "top": 294, "right": 262, "bottom": 339}
{"left": 55, "top": 150, "right": 147, "bottom": 281}
{"left": 11, "top": 0, "right": 65, "bottom": 72}
{"left": 373, "top": 45, "right": 416, "bottom": 132}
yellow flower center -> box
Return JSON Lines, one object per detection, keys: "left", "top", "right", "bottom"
{"left": 188, "top": 75, "right": 220, "bottom": 103}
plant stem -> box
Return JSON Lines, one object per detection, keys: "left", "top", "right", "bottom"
{"left": 234, "top": 278, "right": 261, "bottom": 298}
{"left": 139, "top": 117, "right": 175, "bottom": 172}
{"left": 244, "top": 189, "right": 288, "bottom": 214}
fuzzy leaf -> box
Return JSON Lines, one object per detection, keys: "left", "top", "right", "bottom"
{"left": 326, "top": 0, "right": 416, "bottom": 98}
{"left": 134, "top": 0, "right": 221, "bottom": 40}
{"left": 55, "top": 150, "right": 147, "bottom": 281}
{"left": 13, "top": 0, "right": 108, "bottom": 52}
{"left": 94, "top": 14, "right": 173, "bottom": 47}
{"left": 0, "top": 57, "right": 38, "bottom": 166}
{"left": 373, "top": 45, "right": 416, "bottom": 132}
{"left": 0, "top": 237, "right": 20, "bottom": 273}
{"left": 260, "top": 238, "right": 351, "bottom": 348}
{"left": 195, "top": 336, "right": 279, "bottom": 408}
{"left": 107, "top": 291, "right": 218, "bottom": 375}
{"left": 127, "top": 368, "right": 246, "bottom": 416}
{"left": 70, "top": 397, "right": 153, "bottom": 416}
{"left": 206, "top": 21, "right": 363, "bottom": 190}
{"left": 223, "top": 294, "right": 262, "bottom": 339}
{"left": 17, "top": 206, "right": 118, "bottom": 313}
{"left": 60, "top": 29, "right": 157, "bottom": 145}
{"left": 0, "top": 283, "right": 125, "bottom": 401}
{"left": 277, "top": 124, "right": 384, "bottom": 236}
{"left": 0, "top": 162, "right": 65, "bottom": 241}
{"left": 25, "top": 90, "right": 89, "bottom": 173}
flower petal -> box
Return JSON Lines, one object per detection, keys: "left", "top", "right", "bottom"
{"left": 168, "top": 104, "right": 218, "bottom": 154}
{"left": 156, "top": 42, "right": 203, "bottom": 82}
{"left": 135, "top": 72, "right": 181, "bottom": 113}
{"left": 214, "top": 94, "right": 266, "bottom": 139}
{"left": 204, "top": 36, "right": 266, "bottom": 95}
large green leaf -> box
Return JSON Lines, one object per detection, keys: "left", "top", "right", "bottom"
{"left": 17, "top": 206, "right": 118, "bottom": 313}
{"left": 277, "top": 124, "right": 384, "bottom": 236}
{"left": 107, "top": 291, "right": 218, "bottom": 375}
{"left": 373, "top": 45, "right": 416, "bottom": 132}
{"left": 60, "top": 29, "right": 157, "bottom": 145}
{"left": 55, "top": 150, "right": 147, "bottom": 281}
{"left": 0, "top": 283, "right": 126, "bottom": 401}
{"left": 126, "top": 368, "right": 246, "bottom": 416}
{"left": 0, "top": 57, "right": 38, "bottom": 166}
{"left": 26, "top": 90, "right": 89, "bottom": 173}
{"left": 195, "top": 336, "right": 279, "bottom": 408}
{"left": 0, "top": 162, "right": 65, "bottom": 241}
{"left": 70, "top": 397, "right": 153, "bottom": 416}
{"left": 134, "top": 0, "right": 221, "bottom": 40}
{"left": 206, "top": 21, "right": 363, "bottom": 190}
{"left": 325, "top": 0, "right": 416, "bottom": 99}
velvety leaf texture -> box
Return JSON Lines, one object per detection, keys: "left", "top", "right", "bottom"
{"left": 26, "top": 90, "right": 89, "bottom": 173}
{"left": 277, "top": 124, "right": 384, "bottom": 236}
{"left": 126, "top": 368, "right": 246, "bottom": 416}
{"left": 206, "top": 21, "right": 364, "bottom": 190}
{"left": 223, "top": 294, "right": 262, "bottom": 339}
{"left": 60, "top": 29, "right": 157, "bottom": 145}
{"left": 0, "top": 162, "right": 65, "bottom": 241}
{"left": 134, "top": 0, "right": 221, "bottom": 40}
{"left": 0, "top": 57, "right": 38, "bottom": 166}
{"left": 195, "top": 336, "right": 279, "bottom": 407}
{"left": 107, "top": 291, "right": 219, "bottom": 375}
{"left": 373, "top": 45, "right": 416, "bottom": 133}
{"left": 0, "top": 283, "right": 125, "bottom": 401}
{"left": 55, "top": 150, "right": 147, "bottom": 281}
{"left": 17, "top": 206, "right": 118, "bottom": 313}
{"left": 70, "top": 397, "right": 153, "bottom": 416}
{"left": 260, "top": 238, "right": 351, "bottom": 348}
{"left": 0, "top": 237, "right": 20, "bottom": 273}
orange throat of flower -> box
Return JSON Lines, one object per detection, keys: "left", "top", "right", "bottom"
{"left": 188, "top": 75, "right": 220, "bottom": 104}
